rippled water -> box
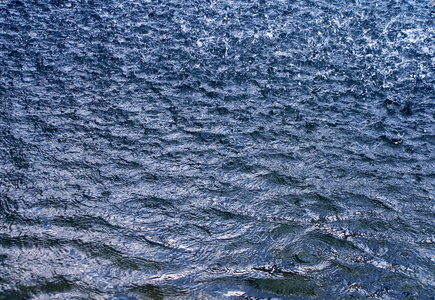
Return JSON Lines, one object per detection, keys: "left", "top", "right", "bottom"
{"left": 1, "top": 0, "right": 434, "bottom": 299}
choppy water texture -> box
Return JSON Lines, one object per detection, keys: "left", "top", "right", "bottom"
{"left": 1, "top": 0, "right": 435, "bottom": 299}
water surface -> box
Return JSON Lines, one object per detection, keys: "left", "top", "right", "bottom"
{"left": 1, "top": 0, "right": 435, "bottom": 299}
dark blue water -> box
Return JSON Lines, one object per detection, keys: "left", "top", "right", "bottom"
{"left": 1, "top": 0, "right": 434, "bottom": 299}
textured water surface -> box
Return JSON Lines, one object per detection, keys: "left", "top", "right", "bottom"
{"left": 1, "top": 0, "right": 435, "bottom": 299}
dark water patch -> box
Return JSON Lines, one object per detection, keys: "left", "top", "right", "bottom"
{"left": 1, "top": 275, "right": 73, "bottom": 300}
{"left": 129, "top": 283, "right": 187, "bottom": 300}
{"left": 246, "top": 277, "right": 318, "bottom": 298}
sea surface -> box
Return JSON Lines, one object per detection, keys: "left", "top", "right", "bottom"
{"left": 1, "top": 0, "right": 435, "bottom": 299}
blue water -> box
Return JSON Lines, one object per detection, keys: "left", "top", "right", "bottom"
{"left": 1, "top": 0, "right": 434, "bottom": 299}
